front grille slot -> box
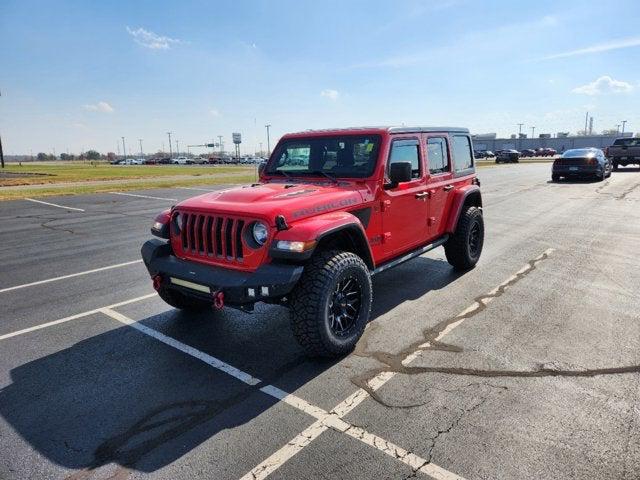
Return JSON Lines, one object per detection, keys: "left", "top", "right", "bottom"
{"left": 177, "top": 212, "right": 245, "bottom": 263}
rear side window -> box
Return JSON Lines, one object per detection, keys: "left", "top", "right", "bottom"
{"left": 388, "top": 139, "right": 421, "bottom": 178}
{"left": 613, "top": 138, "right": 639, "bottom": 146}
{"left": 427, "top": 137, "right": 450, "bottom": 175}
{"left": 452, "top": 135, "right": 473, "bottom": 172}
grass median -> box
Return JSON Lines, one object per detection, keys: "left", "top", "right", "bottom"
{"left": 0, "top": 162, "right": 257, "bottom": 201}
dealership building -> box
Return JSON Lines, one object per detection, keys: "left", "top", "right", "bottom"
{"left": 471, "top": 132, "right": 634, "bottom": 153}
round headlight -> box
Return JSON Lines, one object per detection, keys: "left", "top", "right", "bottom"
{"left": 252, "top": 222, "right": 268, "bottom": 246}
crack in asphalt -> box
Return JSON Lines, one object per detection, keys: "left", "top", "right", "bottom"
{"left": 351, "top": 250, "right": 640, "bottom": 410}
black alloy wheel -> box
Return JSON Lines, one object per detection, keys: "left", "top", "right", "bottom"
{"left": 328, "top": 275, "right": 362, "bottom": 336}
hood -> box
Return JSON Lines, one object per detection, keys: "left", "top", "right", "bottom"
{"left": 175, "top": 181, "right": 365, "bottom": 225}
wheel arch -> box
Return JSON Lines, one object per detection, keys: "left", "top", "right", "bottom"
{"left": 445, "top": 185, "right": 482, "bottom": 233}
{"left": 270, "top": 211, "right": 375, "bottom": 270}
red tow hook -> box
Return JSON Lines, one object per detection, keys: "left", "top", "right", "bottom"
{"left": 212, "top": 291, "right": 225, "bottom": 310}
{"left": 152, "top": 274, "right": 163, "bottom": 291}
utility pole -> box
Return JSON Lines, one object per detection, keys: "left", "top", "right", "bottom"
{"left": 167, "top": 132, "right": 173, "bottom": 159}
{"left": 138, "top": 139, "right": 143, "bottom": 158}
{"left": 176, "top": 139, "right": 180, "bottom": 156}
{"left": 621, "top": 120, "right": 627, "bottom": 135}
{"left": 531, "top": 126, "right": 535, "bottom": 139}
{"left": 217, "top": 135, "right": 223, "bottom": 153}
{"left": 265, "top": 124, "right": 272, "bottom": 156}
{"left": 121, "top": 137, "right": 126, "bottom": 159}
{"left": 616, "top": 125, "right": 621, "bottom": 135}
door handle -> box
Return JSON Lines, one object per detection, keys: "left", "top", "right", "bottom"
{"left": 443, "top": 185, "right": 454, "bottom": 191}
{"left": 415, "top": 192, "right": 429, "bottom": 199}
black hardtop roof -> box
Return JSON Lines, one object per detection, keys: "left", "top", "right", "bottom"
{"left": 285, "top": 126, "right": 470, "bottom": 136}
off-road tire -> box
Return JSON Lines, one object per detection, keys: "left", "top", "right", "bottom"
{"left": 289, "top": 250, "right": 372, "bottom": 358}
{"left": 158, "top": 286, "right": 211, "bottom": 312}
{"left": 552, "top": 174, "right": 560, "bottom": 182}
{"left": 445, "top": 206, "right": 484, "bottom": 271}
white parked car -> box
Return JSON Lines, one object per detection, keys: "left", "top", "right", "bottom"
{"left": 172, "top": 157, "right": 190, "bottom": 165}
{"left": 121, "top": 158, "right": 142, "bottom": 165}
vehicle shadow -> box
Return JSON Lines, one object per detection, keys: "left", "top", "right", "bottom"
{"left": 0, "top": 256, "right": 460, "bottom": 475}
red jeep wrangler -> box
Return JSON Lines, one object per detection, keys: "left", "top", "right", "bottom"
{"left": 143, "top": 127, "right": 484, "bottom": 357}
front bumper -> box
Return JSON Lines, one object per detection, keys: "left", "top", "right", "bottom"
{"left": 142, "top": 239, "right": 304, "bottom": 305}
{"left": 553, "top": 166, "right": 601, "bottom": 177}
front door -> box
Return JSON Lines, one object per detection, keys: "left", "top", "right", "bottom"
{"left": 381, "top": 137, "right": 429, "bottom": 256}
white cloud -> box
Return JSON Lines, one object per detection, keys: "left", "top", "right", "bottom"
{"left": 209, "top": 108, "right": 221, "bottom": 117}
{"left": 82, "top": 101, "right": 114, "bottom": 113}
{"left": 320, "top": 89, "right": 339, "bottom": 101}
{"left": 571, "top": 76, "right": 634, "bottom": 96}
{"left": 126, "top": 26, "right": 182, "bottom": 50}
{"left": 539, "top": 36, "right": 640, "bottom": 61}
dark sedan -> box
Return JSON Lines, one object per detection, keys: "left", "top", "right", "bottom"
{"left": 552, "top": 148, "right": 611, "bottom": 182}
{"left": 520, "top": 149, "right": 536, "bottom": 157}
{"left": 495, "top": 149, "right": 520, "bottom": 163}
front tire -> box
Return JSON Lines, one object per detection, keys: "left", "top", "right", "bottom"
{"left": 613, "top": 159, "right": 619, "bottom": 171}
{"left": 552, "top": 173, "right": 560, "bottom": 182}
{"left": 158, "top": 287, "right": 211, "bottom": 312}
{"left": 289, "top": 250, "right": 372, "bottom": 358}
{"left": 445, "top": 206, "right": 484, "bottom": 271}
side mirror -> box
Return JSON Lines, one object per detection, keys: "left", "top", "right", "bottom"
{"left": 258, "top": 162, "right": 266, "bottom": 176}
{"left": 388, "top": 161, "right": 412, "bottom": 187}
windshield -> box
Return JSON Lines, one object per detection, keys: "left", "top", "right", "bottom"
{"left": 266, "top": 135, "right": 381, "bottom": 178}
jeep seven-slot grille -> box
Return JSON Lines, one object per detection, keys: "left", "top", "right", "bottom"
{"left": 178, "top": 212, "right": 244, "bottom": 261}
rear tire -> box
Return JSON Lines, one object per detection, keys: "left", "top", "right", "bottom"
{"left": 552, "top": 174, "right": 560, "bottom": 182}
{"left": 445, "top": 206, "right": 484, "bottom": 271}
{"left": 158, "top": 287, "right": 211, "bottom": 312}
{"left": 289, "top": 250, "right": 372, "bottom": 358}
{"left": 613, "top": 159, "right": 619, "bottom": 171}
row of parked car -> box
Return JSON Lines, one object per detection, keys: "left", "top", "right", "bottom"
{"left": 473, "top": 147, "right": 558, "bottom": 163}
{"left": 111, "top": 156, "right": 266, "bottom": 166}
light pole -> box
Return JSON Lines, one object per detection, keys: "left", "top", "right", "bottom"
{"left": 259, "top": 142, "right": 263, "bottom": 156}
{"left": 265, "top": 124, "right": 271, "bottom": 156}
{"left": 167, "top": 132, "right": 173, "bottom": 159}
{"left": 616, "top": 124, "right": 621, "bottom": 135}
{"left": 621, "top": 120, "right": 627, "bottom": 135}
{"left": 176, "top": 139, "right": 180, "bottom": 156}
{"left": 530, "top": 126, "right": 535, "bottom": 139}
{"left": 121, "top": 137, "right": 126, "bottom": 159}
{"left": 218, "top": 135, "right": 223, "bottom": 153}
{"left": 138, "top": 139, "right": 143, "bottom": 158}
{"left": 517, "top": 123, "right": 524, "bottom": 149}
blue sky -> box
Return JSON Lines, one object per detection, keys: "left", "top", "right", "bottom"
{"left": 1, "top": 0, "right": 639, "bottom": 155}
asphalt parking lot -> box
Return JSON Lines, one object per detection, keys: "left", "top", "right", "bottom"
{"left": 1, "top": 164, "right": 640, "bottom": 480}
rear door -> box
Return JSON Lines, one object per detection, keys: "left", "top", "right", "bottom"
{"left": 381, "top": 136, "right": 429, "bottom": 256}
{"left": 424, "top": 134, "right": 454, "bottom": 238}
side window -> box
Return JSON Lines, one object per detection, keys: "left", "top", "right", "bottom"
{"left": 427, "top": 137, "right": 450, "bottom": 175}
{"left": 452, "top": 135, "right": 473, "bottom": 172}
{"left": 388, "top": 139, "right": 421, "bottom": 179}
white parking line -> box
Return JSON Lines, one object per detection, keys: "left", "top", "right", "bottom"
{"left": 0, "top": 293, "right": 156, "bottom": 341}
{"left": 98, "top": 308, "right": 465, "bottom": 480}
{"left": 25, "top": 198, "right": 85, "bottom": 212}
{"left": 241, "top": 248, "right": 554, "bottom": 479}
{"left": 108, "top": 192, "right": 178, "bottom": 201}
{"left": 0, "top": 260, "right": 143, "bottom": 294}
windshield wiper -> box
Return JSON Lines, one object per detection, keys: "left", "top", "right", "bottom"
{"left": 308, "top": 170, "right": 338, "bottom": 183}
